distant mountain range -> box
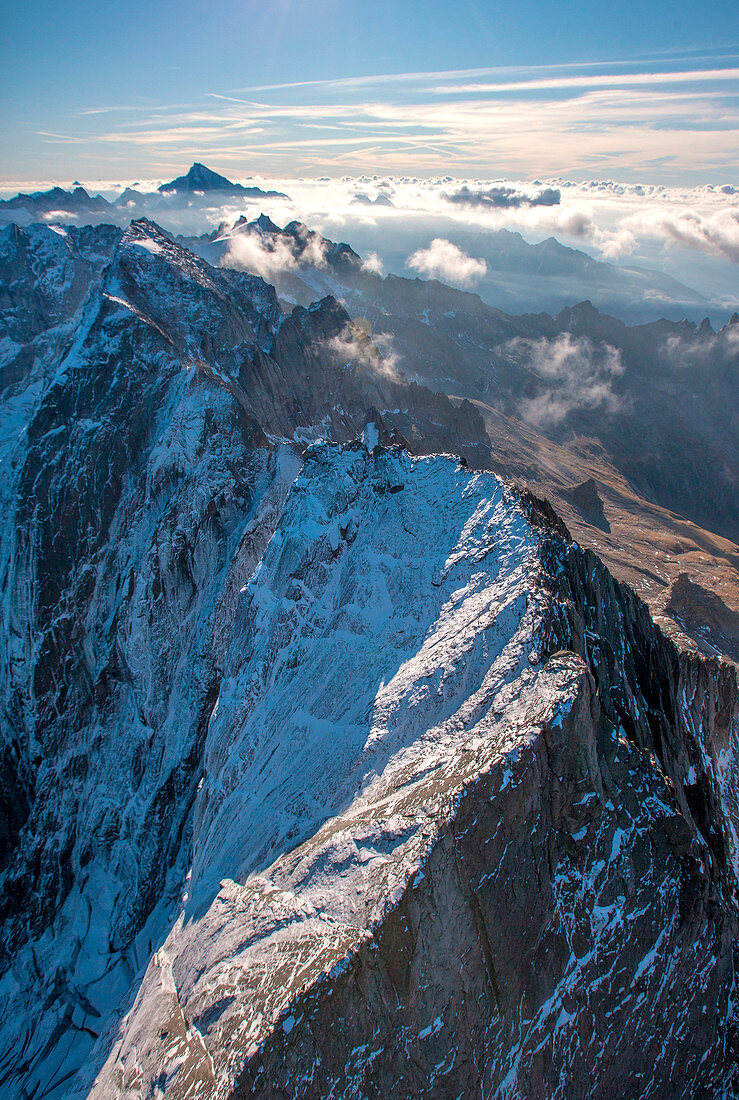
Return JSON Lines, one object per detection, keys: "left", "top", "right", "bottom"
{"left": 0, "top": 162, "right": 728, "bottom": 324}
{"left": 0, "top": 183, "right": 112, "bottom": 219}
{"left": 2, "top": 213, "right": 737, "bottom": 655}
{"left": 461, "top": 228, "right": 709, "bottom": 319}
{"left": 184, "top": 213, "right": 738, "bottom": 545}
{"left": 0, "top": 162, "right": 287, "bottom": 223}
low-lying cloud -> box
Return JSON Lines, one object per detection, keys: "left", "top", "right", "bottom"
{"left": 444, "top": 185, "right": 561, "bottom": 209}
{"left": 4, "top": 168, "right": 735, "bottom": 322}
{"left": 616, "top": 207, "right": 739, "bottom": 263}
{"left": 662, "top": 322, "right": 739, "bottom": 369}
{"left": 408, "top": 238, "right": 487, "bottom": 286}
{"left": 362, "top": 250, "right": 384, "bottom": 275}
{"left": 508, "top": 333, "right": 625, "bottom": 428}
{"left": 223, "top": 232, "right": 300, "bottom": 280}
{"left": 222, "top": 225, "right": 328, "bottom": 281}
{"left": 326, "top": 324, "right": 400, "bottom": 379}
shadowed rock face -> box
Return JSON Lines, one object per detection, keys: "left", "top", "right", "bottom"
{"left": 654, "top": 573, "right": 739, "bottom": 664}
{"left": 235, "top": 659, "right": 734, "bottom": 1100}
{"left": 568, "top": 477, "right": 608, "bottom": 529}
{"left": 0, "top": 219, "right": 737, "bottom": 1100}
{"left": 218, "top": 490, "right": 739, "bottom": 1100}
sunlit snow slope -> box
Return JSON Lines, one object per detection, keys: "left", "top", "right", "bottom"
{"left": 68, "top": 444, "right": 739, "bottom": 1100}
{"left": 66, "top": 444, "right": 547, "bottom": 1097}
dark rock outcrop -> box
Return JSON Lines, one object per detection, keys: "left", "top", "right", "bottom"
{"left": 567, "top": 477, "right": 608, "bottom": 529}
{"left": 237, "top": 655, "right": 735, "bottom": 1099}
{"left": 655, "top": 572, "right": 739, "bottom": 664}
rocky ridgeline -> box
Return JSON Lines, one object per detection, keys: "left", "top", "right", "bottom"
{"left": 0, "top": 219, "right": 736, "bottom": 1099}
{"left": 218, "top": 485, "right": 739, "bottom": 1100}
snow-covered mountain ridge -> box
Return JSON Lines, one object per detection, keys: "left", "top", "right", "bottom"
{"left": 0, "top": 214, "right": 737, "bottom": 1098}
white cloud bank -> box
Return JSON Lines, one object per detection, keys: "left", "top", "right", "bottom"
{"left": 408, "top": 238, "right": 488, "bottom": 286}
{"left": 326, "top": 325, "right": 400, "bottom": 379}
{"left": 222, "top": 225, "right": 329, "bottom": 281}
{"left": 3, "top": 165, "right": 735, "bottom": 320}
{"left": 608, "top": 207, "right": 739, "bottom": 263}
{"left": 223, "top": 232, "right": 300, "bottom": 281}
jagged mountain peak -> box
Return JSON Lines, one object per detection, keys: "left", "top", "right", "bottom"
{"left": 157, "top": 162, "right": 289, "bottom": 200}
{"left": 0, "top": 183, "right": 113, "bottom": 216}
{"left": 213, "top": 213, "right": 364, "bottom": 277}
{"left": 101, "top": 221, "right": 283, "bottom": 363}
{"left": 158, "top": 161, "right": 238, "bottom": 193}
{"left": 287, "top": 292, "right": 351, "bottom": 336}
{"left": 122, "top": 215, "right": 172, "bottom": 244}
{"left": 114, "top": 218, "right": 225, "bottom": 299}
{"left": 557, "top": 299, "right": 601, "bottom": 325}
{"left": 115, "top": 186, "right": 146, "bottom": 206}
{"left": 117, "top": 217, "right": 243, "bottom": 287}
{"left": 251, "top": 212, "right": 282, "bottom": 234}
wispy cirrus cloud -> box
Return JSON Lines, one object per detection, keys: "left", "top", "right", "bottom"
{"left": 4, "top": 55, "right": 736, "bottom": 320}
{"left": 26, "top": 58, "right": 739, "bottom": 184}
{"left": 429, "top": 66, "right": 739, "bottom": 94}
{"left": 232, "top": 56, "right": 739, "bottom": 95}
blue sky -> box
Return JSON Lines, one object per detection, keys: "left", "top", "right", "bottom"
{"left": 2, "top": 0, "right": 738, "bottom": 183}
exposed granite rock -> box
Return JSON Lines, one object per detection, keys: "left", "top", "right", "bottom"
{"left": 71, "top": 450, "right": 739, "bottom": 1100}
{"left": 219, "top": 489, "right": 739, "bottom": 1100}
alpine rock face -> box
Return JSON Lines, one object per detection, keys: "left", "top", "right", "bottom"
{"left": 0, "top": 213, "right": 737, "bottom": 1099}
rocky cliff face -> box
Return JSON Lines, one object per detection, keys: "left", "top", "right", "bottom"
{"left": 0, "top": 219, "right": 737, "bottom": 1099}
{"left": 233, "top": 657, "right": 734, "bottom": 1100}
{"left": 57, "top": 451, "right": 738, "bottom": 1100}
